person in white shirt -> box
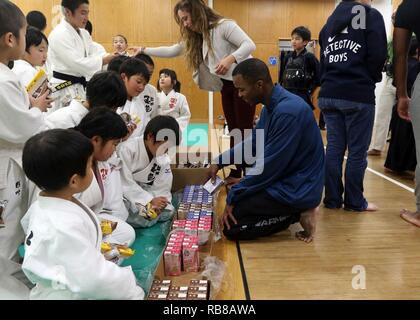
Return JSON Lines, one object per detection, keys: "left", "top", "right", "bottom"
{"left": 0, "top": 2, "right": 51, "bottom": 297}
{"left": 21, "top": 129, "right": 144, "bottom": 300}
{"left": 119, "top": 116, "right": 180, "bottom": 228}
{"left": 117, "top": 58, "right": 159, "bottom": 139}
{"left": 157, "top": 68, "right": 191, "bottom": 140}
{"left": 48, "top": 0, "right": 117, "bottom": 111}
{"left": 132, "top": 0, "right": 256, "bottom": 183}
{"left": 12, "top": 26, "right": 48, "bottom": 88}
{"left": 45, "top": 71, "right": 127, "bottom": 130}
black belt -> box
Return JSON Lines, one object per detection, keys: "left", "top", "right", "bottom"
{"left": 53, "top": 71, "right": 87, "bottom": 88}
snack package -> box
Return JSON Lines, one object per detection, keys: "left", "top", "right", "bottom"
{"left": 136, "top": 202, "right": 158, "bottom": 221}
{"left": 101, "top": 242, "right": 135, "bottom": 262}
{"left": 100, "top": 220, "right": 118, "bottom": 236}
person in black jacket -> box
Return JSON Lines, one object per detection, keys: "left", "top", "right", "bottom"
{"left": 318, "top": 0, "right": 387, "bottom": 212}
{"left": 280, "top": 26, "right": 320, "bottom": 112}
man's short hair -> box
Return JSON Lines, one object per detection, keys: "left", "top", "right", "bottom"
{"left": 232, "top": 58, "right": 272, "bottom": 84}
{"left": 23, "top": 129, "right": 93, "bottom": 191}
{"left": 61, "top": 0, "right": 89, "bottom": 13}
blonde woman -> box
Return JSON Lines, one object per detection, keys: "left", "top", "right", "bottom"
{"left": 133, "top": 0, "right": 256, "bottom": 181}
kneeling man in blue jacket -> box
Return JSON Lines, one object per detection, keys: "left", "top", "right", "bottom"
{"left": 209, "top": 58, "right": 325, "bottom": 242}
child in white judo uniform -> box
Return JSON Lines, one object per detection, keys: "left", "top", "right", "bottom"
{"left": 157, "top": 68, "right": 191, "bottom": 139}
{"left": 21, "top": 129, "right": 144, "bottom": 300}
{"left": 117, "top": 58, "right": 159, "bottom": 139}
{"left": 73, "top": 108, "right": 135, "bottom": 245}
{"left": 113, "top": 34, "right": 130, "bottom": 57}
{"left": 0, "top": 0, "right": 51, "bottom": 278}
{"left": 47, "top": 0, "right": 117, "bottom": 110}
{"left": 119, "top": 116, "right": 180, "bottom": 228}
{"left": 12, "top": 26, "right": 48, "bottom": 88}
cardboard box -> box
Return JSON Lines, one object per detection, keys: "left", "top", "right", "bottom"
{"left": 171, "top": 152, "right": 213, "bottom": 192}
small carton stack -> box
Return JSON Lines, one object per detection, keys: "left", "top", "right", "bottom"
{"left": 164, "top": 232, "right": 200, "bottom": 276}
{"left": 148, "top": 279, "right": 210, "bottom": 300}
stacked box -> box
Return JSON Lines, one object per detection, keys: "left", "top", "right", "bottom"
{"left": 148, "top": 280, "right": 210, "bottom": 300}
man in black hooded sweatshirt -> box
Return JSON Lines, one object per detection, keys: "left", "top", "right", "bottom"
{"left": 318, "top": 0, "right": 387, "bottom": 212}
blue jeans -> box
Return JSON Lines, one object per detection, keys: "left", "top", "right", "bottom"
{"left": 319, "top": 98, "right": 375, "bottom": 211}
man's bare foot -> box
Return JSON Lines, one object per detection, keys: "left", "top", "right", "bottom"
{"left": 400, "top": 209, "right": 420, "bottom": 228}
{"left": 365, "top": 203, "right": 379, "bottom": 212}
{"left": 368, "top": 149, "right": 382, "bottom": 156}
{"left": 296, "top": 207, "right": 318, "bottom": 243}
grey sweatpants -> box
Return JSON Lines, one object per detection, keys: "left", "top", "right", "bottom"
{"left": 410, "top": 74, "right": 420, "bottom": 211}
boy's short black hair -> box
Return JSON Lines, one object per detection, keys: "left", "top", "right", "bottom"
{"left": 135, "top": 53, "right": 155, "bottom": 67}
{"left": 62, "top": 0, "right": 89, "bottom": 13}
{"left": 75, "top": 107, "right": 128, "bottom": 142}
{"left": 26, "top": 11, "right": 47, "bottom": 31}
{"left": 232, "top": 58, "right": 273, "bottom": 85}
{"left": 0, "top": 0, "right": 26, "bottom": 39}
{"left": 119, "top": 58, "right": 151, "bottom": 83}
{"left": 291, "top": 26, "right": 311, "bottom": 42}
{"left": 23, "top": 129, "right": 93, "bottom": 192}
{"left": 108, "top": 55, "right": 130, "bottom": 73}
{"left": 85, "top": 20, "right": 93, "bottom": 35}
{"left": 25, "top": 26, "right": 48, "bottom": 52}
{"left": 86, "top": 71, "right": 127, "bottom": 110}
{"left": 144, "top": 115, "right": 180, "bottom": 146}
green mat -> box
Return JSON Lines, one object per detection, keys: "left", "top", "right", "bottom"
{"left": 184, "top": 123, "right": 209, "bottom": 147}
{"left": 121, "top": 220, "right": 172, "bottom": 293}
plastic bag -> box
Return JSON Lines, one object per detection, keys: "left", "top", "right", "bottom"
{"left": 200, "top": 256, "right": 228, "bottom": 300}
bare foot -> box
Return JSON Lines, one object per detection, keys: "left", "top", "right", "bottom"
{"left": 368, "top": 149, "right": 382, "bottom": 156}
{"left": 365, "top": 203, "right": 379, "bottom": 212}
{"left": 400, "top": 209, "right": 420, "bottom": 228}
{"left": 296, "top": 207, "right": 318, "bottom": 243}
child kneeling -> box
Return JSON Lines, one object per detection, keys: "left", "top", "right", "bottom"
{"left": 119, "top": 116, "right": 180, "bottom": 228}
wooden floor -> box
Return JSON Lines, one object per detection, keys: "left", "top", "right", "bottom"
{"left": 206, "top": 127, "right": 420, "bottom": 300}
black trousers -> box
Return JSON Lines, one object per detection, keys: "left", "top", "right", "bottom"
{"left": 223, "top": 191, "right": 304, "bottom": 241}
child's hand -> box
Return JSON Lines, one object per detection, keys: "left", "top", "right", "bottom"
{"left": 122, "top": 123, "right": 137, "bottom": 142}
{"left": 30, "top": 89, "right": 53, "bottom": 112}
{"left": 151, "top": 197, "right": 169, "bottom": 212}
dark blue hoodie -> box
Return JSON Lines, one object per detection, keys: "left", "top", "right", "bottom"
{"left": 319, "top": 1, "right": 387, "bottom": 105}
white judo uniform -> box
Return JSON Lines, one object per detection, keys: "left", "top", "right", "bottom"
{"left": 48, "top": 19, "right": 103, "bottom": 111}
{"left": 44, "top": 99, "right": 88, "bottom": 130}
{"left": 11, "top": 60, "right": 38, "bottom": 89}
{"left": 157, "top": 90, "right": 191, "bottom": 139}
{"left": 0, "top": 62, "right": 45, "bottom": 297}
{"left": 117, "top": 85, "right": 159, "bottom": 139}
{"left": 21, "top": 195, "right": 144, "bottom": 300}
{"left": 118, "top": 137, "right": 174, "bottom": 228}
